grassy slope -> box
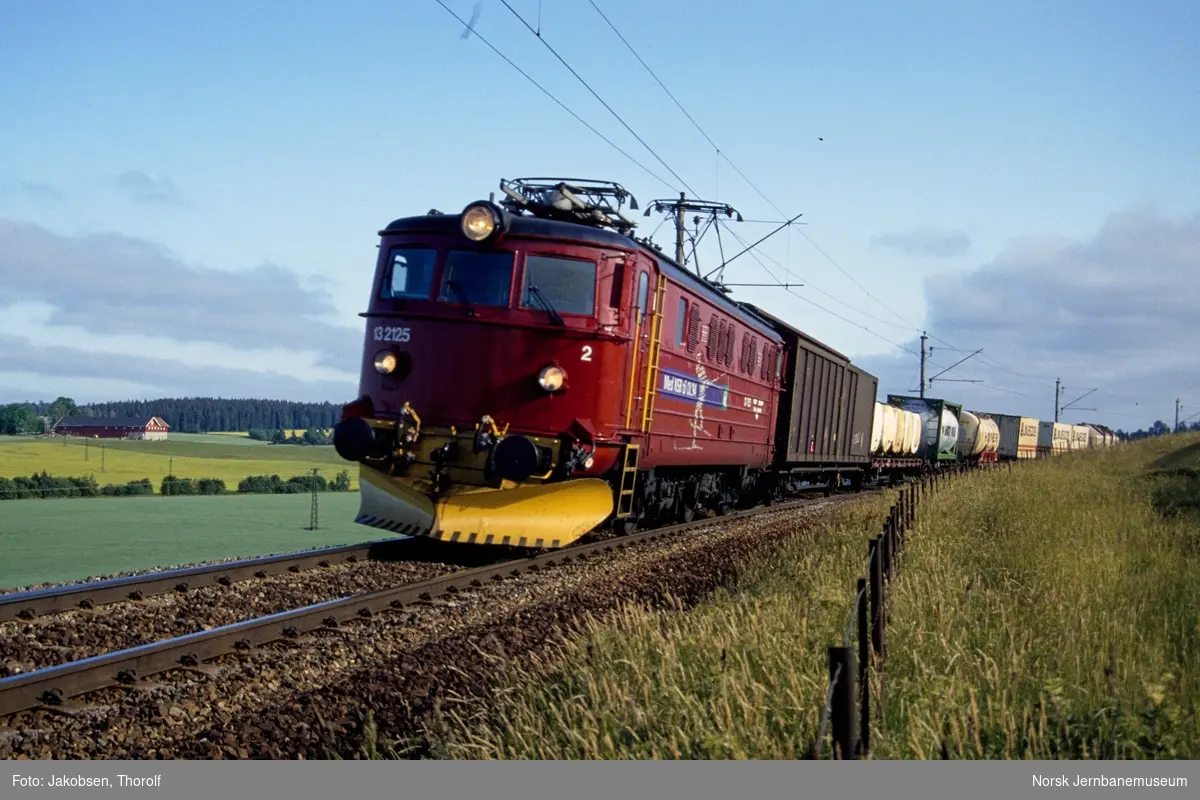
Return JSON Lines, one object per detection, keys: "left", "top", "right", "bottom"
{"left": 413, "top": 435, "right": 1199, "bottom": 759}
{"left": 0, "top": 492, "right": 377, "bottom": 589}
{"left": 0, "top": 436, "right": 353, "bottom": 491}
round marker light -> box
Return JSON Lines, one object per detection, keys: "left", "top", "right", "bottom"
{"left": 461, "top": 204, "right": 497, "bottom": 241}
{"left": 374, "top": 350, "right": 398, "bottom": 375}
{"left": 537, "top": 365, "right": 567, "bottom": 392}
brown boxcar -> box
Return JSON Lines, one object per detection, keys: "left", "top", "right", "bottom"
{"left": 739, "top": 304, "right": 877, "bottom": 477}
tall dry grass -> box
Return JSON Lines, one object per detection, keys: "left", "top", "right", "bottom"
{"left": 873, "top": 434, "right": 1200, "bottom": 758}
{"left": 397, "top": 435, "right": 1199, "bottom": 759}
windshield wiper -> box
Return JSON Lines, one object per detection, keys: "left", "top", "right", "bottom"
{"left": 446, "top": 279, "right": 478, "bottom": 317}
{"left": 527, "top": 284, "right": 565, "bottom": 325}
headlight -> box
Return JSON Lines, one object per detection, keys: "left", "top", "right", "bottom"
{"left": 374, "top": 350, "right": 398, "bottom": 374}
{"left": 461, "top": 203, "right": 498, "bottom": 241}
{"left": 537, "top": 365, "right": 567, "bottom": 392}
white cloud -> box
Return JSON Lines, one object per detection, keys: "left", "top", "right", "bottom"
{"left": 856, "top": 205, "right": 1200, "bottom": 431}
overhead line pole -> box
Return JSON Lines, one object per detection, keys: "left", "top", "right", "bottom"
{"left": 919, "top": 332, "right": 927, "bottom": 398}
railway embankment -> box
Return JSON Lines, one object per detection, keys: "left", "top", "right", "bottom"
{"left": 410, "top": 434, "right": 1200, "bottom": 760}
{"left": 0, "top": 496, "right": 865, "bottom": 759}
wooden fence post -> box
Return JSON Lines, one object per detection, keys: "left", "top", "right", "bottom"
{"left": 829, "top": 646, "right": 858, "bottom": 759}
{"left": 870, "top": 537, "right": 885, "bottom": 660}
{"left": 882, "top": 519, "right": 893, "bottom": 580}
{"left": 857, "top": 576, "right": 870, "bottom": 755}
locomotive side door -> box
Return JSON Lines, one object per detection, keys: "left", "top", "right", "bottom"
{"left": 622, "top": 255, "right": 660, "bottom": 434}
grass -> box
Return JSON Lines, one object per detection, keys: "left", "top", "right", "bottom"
{"left": 0, "top": 491, "right": 378, "bottom": 589}
{"left": 0, "top": 435, "right": 354, "bottom": 492}
{"left": 404, "top": 435, "right": 1200, "bottom": 760}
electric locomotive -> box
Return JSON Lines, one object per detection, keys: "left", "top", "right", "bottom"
{"left": 333, "top": 178, "right": 784, "bottom": 549}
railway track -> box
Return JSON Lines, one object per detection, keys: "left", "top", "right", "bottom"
{"left": 0, "top": 536, "right": 419, "bottom": 622}
{"left": 0, "top": 492, "right": 872, "bottom": 721}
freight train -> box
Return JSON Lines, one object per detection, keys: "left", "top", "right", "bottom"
{"left": 332, "top": 178, "right": 1120, "bottom": 549}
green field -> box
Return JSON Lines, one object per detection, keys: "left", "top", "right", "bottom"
{"left": 410, "top": 435, "right": 1200, "bottom": 760}
{"left": 0, "top": 435, "right": 354, "bottom": 491}
{"left": 0, "top": 492, "right": 379, "bottom": 589}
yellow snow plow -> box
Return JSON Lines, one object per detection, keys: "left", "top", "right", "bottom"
{"left": 355, "top": 466, "right": 615, "bottom": 548}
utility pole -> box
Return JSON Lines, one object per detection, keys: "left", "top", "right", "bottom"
{"left": 644, "top": 195, "right": 745, "bottom": 277}
{"left": 919, "top": 332, "right": 927, "bottom": 398}
{"left": 1176, "top": 399, "right": 1182, "bottom": 433}
{"left": 1055, "top": 378, "right": 1061, "bottom": 422}
{"left": 674, "top": 191, "right": 686, "bottom": 267}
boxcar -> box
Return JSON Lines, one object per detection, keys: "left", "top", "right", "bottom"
{"left": 741, "top": 303, "right": 877, "bottom": 487}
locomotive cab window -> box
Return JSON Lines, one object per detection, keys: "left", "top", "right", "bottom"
{"left": 520, "top": 255, "right": 597, "bottom": 317}
{"left": 636, "top": 271, "right": 649, "bottom": 321}
{"left": 380, "top": 247, "right": 436, "bottom": 300}
{"left": 676, "top": 298, "right": 688, "bottom": 346}
{"left": 439, "top": 251, "right": 514, "bottom": 308}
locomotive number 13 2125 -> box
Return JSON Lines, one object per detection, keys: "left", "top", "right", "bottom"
{"left": 373, "top": 326, "right": 411, "bottom": 343}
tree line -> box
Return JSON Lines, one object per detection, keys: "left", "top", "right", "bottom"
{"left": 0, "top": 396, "right": 346, "bottom": 435}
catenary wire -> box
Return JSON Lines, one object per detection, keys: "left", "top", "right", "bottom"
{"left": 431, "top": 0, "right": 672, "bottom": 190}
{"left": 498, "top": 0, "right": 697, "bottom": 195}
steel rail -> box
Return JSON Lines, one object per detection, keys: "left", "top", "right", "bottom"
{"left": 0, "top": 536, "right": 416, "bottom": 622}
{"left": 0, "top": 494, "right": 862, "bottom": 719}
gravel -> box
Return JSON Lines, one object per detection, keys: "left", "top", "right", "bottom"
{"left": 0, "top": 558, "right": 462, "bottom": 675}
{"left": 0, "top": 496, "right": 868, "bottom": 759}
{"left": 0, "top": 541, "right": 400, "bottom": 597}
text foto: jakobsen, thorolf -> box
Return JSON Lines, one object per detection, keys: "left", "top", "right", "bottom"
{"left": 13, "top": 774, "right": 163, "bottom": 788}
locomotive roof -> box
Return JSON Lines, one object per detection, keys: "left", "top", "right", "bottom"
{"left": 381, "top": 211, "right": 781, "bottom": 336}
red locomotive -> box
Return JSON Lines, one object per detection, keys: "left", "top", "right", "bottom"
{"left": 334, "top": 178, "right": 877, "bottom": 548}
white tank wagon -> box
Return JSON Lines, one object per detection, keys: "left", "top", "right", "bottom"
{"left": 893, "top": 407, "right": 911, "bottom": 456}
{"left": 905, "top": 409, "right": 921, "bottom": 455}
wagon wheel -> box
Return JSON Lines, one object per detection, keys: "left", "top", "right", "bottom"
{"left": 613, "top": 516, "right": 638, "bottom": 537}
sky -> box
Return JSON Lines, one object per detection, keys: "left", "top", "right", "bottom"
{"left": 1, "top": 0, "right": 1198, "bottom": 431}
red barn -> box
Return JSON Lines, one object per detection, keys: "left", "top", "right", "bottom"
{"left": 52, "top": 416, "right": 171, "bottom": 440}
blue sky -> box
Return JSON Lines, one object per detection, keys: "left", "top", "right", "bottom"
{"left": 1, "top": 0, "right": 1198, "bottom": 430}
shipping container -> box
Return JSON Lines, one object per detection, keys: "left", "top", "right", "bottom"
{"left": 1037, "top": 421, "right": 1071, "bottom": 456}
{"left": 1070, "top": 425, "right": 1090, "bottom": 451}
{"left": 981, "top": 413, "right": 1038, "bottom": 460}
{"left": 887, "top": 395, "right": 962, "bottom": 462}
{"left": 1085, "top": 424, "right": 1106, "bottom": 449}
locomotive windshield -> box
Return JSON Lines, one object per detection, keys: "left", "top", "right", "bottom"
{"left": 520, "top": 254, "right": 596, "bottom": 317}
{"left": 438, "top": 250, "right": 514, "bottom": 308}
{"left": 380, "top": 247, "right": 436, "bottom": 299}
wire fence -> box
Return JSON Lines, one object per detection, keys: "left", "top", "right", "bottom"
{"left": 808, "top": 459, "right": 1018, "bottom": 759}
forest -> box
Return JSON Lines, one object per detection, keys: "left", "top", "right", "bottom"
{"left": 0, "top": 396, "right": 343, "bottom": 435}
